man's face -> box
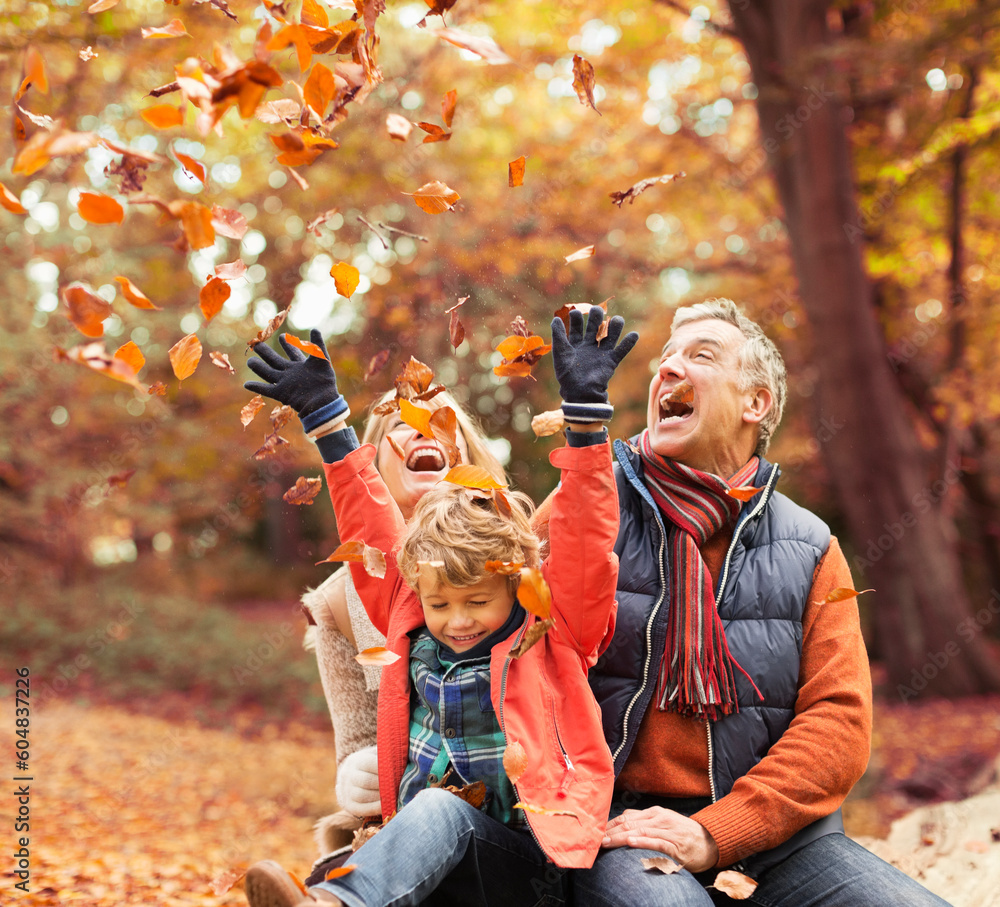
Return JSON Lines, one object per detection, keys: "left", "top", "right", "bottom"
{"left": 646, "top": 318, "right": 769, "bottom": 477}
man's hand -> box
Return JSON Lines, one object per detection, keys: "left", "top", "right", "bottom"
{"left": 601, "top": 806, "right": 719, "bottom": 873}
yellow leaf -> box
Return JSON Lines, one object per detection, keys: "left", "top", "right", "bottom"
{"left": 330, "top": 261, "right": 360, "bottom": 298}
{"left": 402, "top": 180, "right": 460, "bottom": 214}
{"left": 168, "top": 333, "right": 202, "bottom": 381}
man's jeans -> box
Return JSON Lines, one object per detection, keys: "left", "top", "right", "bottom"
{"left": 313, "top": 787, "right": 568, "bottom": 907}
{"left": 573, "top": 800, "right": 952, "bottom": 907}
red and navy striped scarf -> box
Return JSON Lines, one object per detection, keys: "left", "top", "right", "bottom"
{"left": 638, "top": 430, "right": 761, "bottom": 719}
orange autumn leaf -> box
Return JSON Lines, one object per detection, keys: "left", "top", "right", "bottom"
{"left": 441, "top": 89, "right": 457, "bottom": 127}
{"left": 115, "top": 276, "right": 161, "bottom": 310}
{"left": 667, "top": 382, "right": 694, "bottom": 404}
{"left": 531, "top": 409, "right": 566, "bottom": 438}
{"left": 518, "top": 567, "right": 552, "bottom": 620}
{"left": 211, "top": 205, "right": 249, "bottom": 240}
{"left": 394, "top": 356, "right": 435, "bottom": 398}
{"left": 141, "top": 104, "right": 185, "bottom": 129}
{"left": 283, "top": 332, "right": 328, "bottom": 360}
{"left": 141, "top": 18, "right": 190, "bottom": 39}
{"left": 444, "top": 465, "right": 506, "bottom": 491}
{"left": 386, "top": 435, "right": 405, "bottom": 460}
{"left": 282, "top": 476, "right": 323, "bottom": 505}
{"left": 610, "top": 171, "right": 686, "bottom": 208}
{"left": 402, "top": 180, "right": 460, "bottom": 214}
{"left": 330, "top": 261, "right": 360, "bottom": 298}
{"left": 173, "top": 149, "right": 207, "bottom": 183}
{"left": 711, "top": 870, "right": 758, "bottom": 899}
{"left": 168, "top": 333, "right": 202, "bottom": 381}
{"left": 565, "top": 244, "right": 596, "bottom": 264}
{"left": 18, "top": 46, "right": 48, "bottom": 99}
{"left": 449, "top": 307, "right": 465, "bottom": 349}
{"left": 1, "top": 183, "right": 27, "bottom": 214}
{"left": 301, "top": 0, "right": 329, "bottom": 28}
{"left": 493, "top": 360, "right": 533, "bottom": 379}
{"left": 57, "top": 341, "right": 144, "bottom": 389}
{"left": 485, "top": 560, "right": 524, "bottom": 575}
{"left": 113, "top": 340, "right": 145, "bottom": 374}
{"left": 364, "top": 348, "right": 391, "bottom": 382}
{"left": 726, "top": 486, "right": 763, "bottom": 502}
{"left": 508, "top": 155, "right": 526, "bottom": 187}
{"left": 316, "top": 540, "right": 387, "bottom": 579}
{"left": 215, "top": 259, "right": 247, "bottom": 281}
{"left": 199, "top": 277, "right": 231, "bottom": 323}
{"left": 640, "top": 856, "right": 682, "bottom": 874}
{"left": 148, "top": 381, "right": 167, "bottom": 396}
{"left": 210, "top": 351, "right": 235, "bottom": 374}
{"left": 62, "top": 284, "right": 111, "bottom": 337}
{"left": 496, "top": 334, "right": 547, "bottom": 361}
{"left": 303, "top": 62, "right": 337, "bottom": 118}
{"left": 817, "top": 587, "right": 875, "bottom": 604}
{"left": 246, "top": 308, "right": 288, "bottom": 349}
{"left": 267, "top": 23, "right": 313, "bottom": 71}
{"left": 386, "top": 113, "right": 413, "bottom": 141}
{"left": 324, "top": 865, "right": 358, "bottom": 881}
{"left": 418, "top": 122, "right": 451, "bottom": 144}
{"left": 168, "top": 200, "right": 215, "bottom": 249}
{"left": 399, "top": 398, "right": 434, "bottom": 438}
{"left": 503, "top": 741, "right": 528, "bottom": 784}
{"left": 241, "top": 394, "right": 266, "bottom": 428}
{"left": 77, "top": 192, "right": 124, "bottom": 225}
{"left": 572, "top": 54, "right": 600, "bottom": 115}
{"left": 87, "top": 0, "right": 120, "bottom": 11}
{"left": 355, "top": 647, "right": 401, "bottom": 667}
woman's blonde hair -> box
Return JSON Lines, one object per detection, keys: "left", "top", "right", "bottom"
{"left": 362, "top": 389, "right": 506, "bottom": 483}
{"left": 397, "top": 483, "right": 540, "bottom": 597}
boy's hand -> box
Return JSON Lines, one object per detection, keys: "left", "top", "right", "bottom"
{"left": 551, "top": 307, "right": 638, "bottom": 424}
{"left": 245, "top": 329, "right": 349, "bottom": 435}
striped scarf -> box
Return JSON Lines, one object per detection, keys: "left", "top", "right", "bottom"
{"left": 638, "top": 430, "right": 761, "bottom": 719}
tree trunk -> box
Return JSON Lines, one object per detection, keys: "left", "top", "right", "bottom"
{"left": 727, "top": 0, "right": 1000, "bottom": 695}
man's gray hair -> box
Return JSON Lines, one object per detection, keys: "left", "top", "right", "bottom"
{"left": 670, "top": 297, "right": 787, "bottom": 456}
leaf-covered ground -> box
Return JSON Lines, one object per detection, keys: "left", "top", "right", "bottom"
{"left": 5, "top": 694, "right": 1000, "bottom": 906}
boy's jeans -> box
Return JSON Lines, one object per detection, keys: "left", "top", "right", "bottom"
{"left": 314, "top": 787, "right": 568, "bottom": 907}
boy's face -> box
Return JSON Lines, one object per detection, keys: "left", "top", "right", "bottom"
{"left": 419, "top": 573, "right": 516, "bottom": 652}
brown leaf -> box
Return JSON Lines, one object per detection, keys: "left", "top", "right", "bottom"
{"left": 330, "top": 261, "right": 360, "bottom": 298}
{"left": 449, "top": 308, "right": 465, "bottom": 349}
{"left": 364, "top": 349, "right": 391, "bottom": 382}
{"left": 531, "top": 409, "right": 566, "bottom": 438}
{"left": 816, "top": 587, "right": 875, "bottom": 604}
{"left": 211, "top": 205, "right": 249, "bottom": 240}
{"left": 113, "top": 341, "right": 145, "bottom": 374}
{"left": 210, "top": 351, "right": 235, "bottom": 374}
{"left": 270, "top": 404, "right": 294, "bottom": 431}
{"left": 283, "top": 332, "right": 328, "bottom": 360}
{"left": 513, "top": 799, "right": 578, "bottom": 818}
{"left": 1, "top": 183, "right": 27, "bottom": 215}
{"left": 386, "top": 435, "right": 406, "bottom": 459}
{"left": 106, "top": 469, "right": 137, "bottom": 491}
{"left": 241, "top": 395, "right": 266, "bottom": 428}
{"left": 77, "top": 192, "right": 124, "bottom": 225}
{"left": 726, "top": 486, "right": 762, "bottom": 502}
{"left": 246, "top": 308, "right": 289, "bottom": 348}
{"left": 215, "top": 259, "right": 247, "bottom": 281}
{"left": 393, "top": 357, "right": 435, "bottom": 399}
{"left": 564, "top": 244, "right": 595, "bottom": 264}
{"left": 508, "top": 155, "right": 525, "bottom": 187}
{"left": 503, "top": 741, "right": 528, "bottom": 784}
{"left": 711, "top": 871, "right": 758, "bottom": 899}
{"left": 141, "top": 104, "right": 185, "bottom": 129}
{"left": 431, "top": 27, "right": 511, "bottom": 64}
{"left": 173, "top": 148, "right": 207, "bottom": 183}
{"left": 148, "top": 381, "right": 168, "bottom": 396}
{"left": 667, "top": 382, "right": 694, "bottom": 404}
{"left": 429, "top": 405, "right": 461, "bottom": 466}
{"left": 168, "top": 333, "right": 202, "bottom": 381}
{"left": 199, "top": 277, "right": 231, "bottom": 323}
{"left": 445, "top": 779, "right": 487, "bottom": 809}
{"left": 252, "top": 431, "right": 290, "bottom": 459}
{"left": 62, "top": 284, "right": 111, "bottom": 337}
{"left": 57, "top": 341, "right": 144, "bottom": 389}
{"left": 142, "top": 18, "right": 190, "bottom": 38}
{"left": 418, "top": 122, "right": 452, "bottom": 144}
{"left": 640, "top": 856, "right": 682, "bottom": 874}
{"left": 571, "top": 54, "right": 600, "bottom": 115}
{"left": 386, "top": 113, "right": 413, "bottom": 141}
{"left": 402, "top": 180, "right": 460, "bottom": 214}
{"left": 511, "top": 617, "right": 555, "bottom": 658}
{"left": 440, "top": 88, "right": 458, "bottom": 127}
{"left": 518, "top": 567, "right": 551, "bottom": 620}
{"left": 115, "top": 276, "right": 161, "bottom": 310}
{"left": 283, "top": 476, "right": 323, "bottom": 505}
{"left": 610, "top": 172, "right": 686, "bottom": 207}
{"left": 352, "top": 823, "right": 381, "bottom": 850}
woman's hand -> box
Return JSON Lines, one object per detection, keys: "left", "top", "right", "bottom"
{"left": 336, "top": 745, "right": 382, "bottom": 817}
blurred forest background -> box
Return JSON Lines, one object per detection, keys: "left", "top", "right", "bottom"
{"left": 3, "top": 0, "right": 1000, "bottom": 761}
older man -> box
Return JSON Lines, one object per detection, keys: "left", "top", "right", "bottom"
{"left": 575, "top": 299, "right": 949, "bottom": 905}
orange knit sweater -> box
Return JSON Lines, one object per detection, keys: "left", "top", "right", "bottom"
{"left": 615, "top": 532, "right": 872, "bottom": 868}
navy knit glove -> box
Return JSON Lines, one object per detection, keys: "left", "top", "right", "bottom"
{"left": 551, "top": 308, "right": 639, "bottom": 423}
{"left": 245, "top": 329, "right": 350, "bottom": 436}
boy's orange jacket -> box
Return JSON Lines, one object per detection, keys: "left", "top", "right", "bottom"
{"left": 323, "top": 441, "right": 619, "bottom": 868}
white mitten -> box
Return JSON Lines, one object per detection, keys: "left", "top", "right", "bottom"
{"left": 335, "top": 745, "right": 381, "bottom": 816}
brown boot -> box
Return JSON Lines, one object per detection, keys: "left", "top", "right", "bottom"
{"left": 244, "top": 861, "right": 344, "bottom": 907}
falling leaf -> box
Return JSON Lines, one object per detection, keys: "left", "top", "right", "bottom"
{"left": 283, "top": 476, "right": 323, "bottom": 505}
{"left": 511, "top": 617, "right": 555, "bottom": 658}
{"left": 270, "top": 404, "right": 294, "bottom": 431}
{"left": 502, "top": 740, "right": 528, "bottom": 784}
{"left": 257, "top": 98, "right": 303, "bottom": 124}
{"left": 399, "top": 398, "right": 435, "bottom": 438}
{"left": 727, "top": 486, "right": 762, "bottom": 502}
{"left": 283, "top": 332, "right": 328, "bottom": 360}
{"left": 168, "top": 200, "right": 215, "bottom": 249}
{"left": 215, "top": 259, "right": 247, "bottom": 280}
{"left": 306, "top": 209, "right": 339, "bottom": 235}
{"left": 330, "top": 261, "right": 360, "bottom": 298}
{"left": 403, "top": 180, "right": 460, "bottom": 214}
{"left": 87, "top": 0, "right": 121, "bottom": 11}
{"left": 513, "top": 800, "right": 578, "bottom": 818}
{"left": 114, "top": 341, "right": 145, "bottom": 374}
{"left": 77, "top": 192, "right": 124, "bottom": 225}
{"left": 640, "top": 856, "right": 682, "bottom": 874}
{"left": 267, "top": 23, "right": 313, "bottom": 71}
{"left": 496, "top": 335, "right": 547, "bottom": 361}
{"left": 141, "top": 104, "right": 185, "bottom": 129}
{"left": 431, "top": 27, "right": 511, "bottom": 64}
{"left": 209, "top": 868, "right": 246, "bottom": 896}
{"left": 711, "top": 871, "right": 758, "bottom": 899}
{"left": 394, "top": 356, "right": 435, "bottom": 399}
{"left": 168, "top": 333, "right": 202, "bottom": 381}
{"left": 79, "top": 46, "right": 99, "bottom": 61}
{"left": 816, "top": 587, "right": 875, "bottom": 604}
{"left": 142, "top": 18, "right": 190, "bottom": 38}
{"left": 364, "top": 349, "right": 391, "bottom": 382}
{"left": 518, "top": 567, "right": 551, "bottom": 620}
{"left": 440, "top": 88, "right": 457, "bottom": 127}
{"left": 417, "top": 122, "right": 451, "bottom": 144}
{"left": 610, "top": 172, "right": 686, "bottom": 207}
{"left": 246, "top": 308, "right": 288, "bottom": 348}
{"left": 324, "top": 865, "right": 357, "bottom": 881}
{"left": 508, "top": 155, "right": 525, "bottom": 187}
{"left": 318, "top": 540, "right": 387, "bottom": 579}
{"left": 173, "top": 148, "right": 207, "bottom": 183}
{"left": 62, "top": 284, "right": 111, "bottom": 337}
{"left": 386, "top": 113, "right": 413, "bottom": 141}
{"left": 211, "top": 205, "right": 249, "bottom": 240}
{"left": 531, "top": 409, "right": 566, "bottom": 438}
{"left": 444, "top": 465, "right": 506, "bottom": 491}
{"left": 56, "top": 341, "right": 144, "bottom": 389}
{"left": 0, "top": 183, "right": 27, "bottom": 215}
{"left": 449, "top": 308, "right": 465, "bottom": 349}
{"left": 493, "top": 333, "right": 552, "bottom": 380}
{"left": 13, "top": 129, "right": 101, "bottom": 176}
{"left": 387, "top": 435, "right": 406, "bottom": 459}
{"left": 148, "top": 381, "right": 168, "bottom": 396}
{"left": 18, "top": 46, "right": 48, "bottom": 99}
{"left": 253, "top": 431, "right": 290, "bottom": 459}
{"left": 303, "top": 62, "right": 337, "bottom": 118}
{"left": 241, "top": 395, "right": 266, "bottom": 428}
{"left": 565, "top": 244, "right": 596, "bottom": 264}
{"left": 115, "top": 276, "right": 161, "bottom": 310}
{"left": 210, "top": 351, "right": 235, "bottom": 373}
{"left": 571, "top": 54, "right": 600, "bottom": 114}
{"left": 199, "top": 277, "right": 231, "bottom": 323}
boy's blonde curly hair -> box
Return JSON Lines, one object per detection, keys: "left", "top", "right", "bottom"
{"left": 397, "top": 482, "right": 540, "bottom": 597}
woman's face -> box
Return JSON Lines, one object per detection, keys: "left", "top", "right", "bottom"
{"left": 376, "top": 414, "right": 470, "bottom": 520}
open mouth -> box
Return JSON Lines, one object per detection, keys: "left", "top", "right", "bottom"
{"left": 406, "top": 445, "right": 447, "bottom": 472}
{"left": 658, "top": 392, "right": 694, "bottom": 422}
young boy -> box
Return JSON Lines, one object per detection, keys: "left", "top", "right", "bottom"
{"left": 243, "top": 308, "right": 637, "bottom": 906}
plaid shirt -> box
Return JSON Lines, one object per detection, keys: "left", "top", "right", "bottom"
{"left": 397, "top": 629, "right": 522, "bottom": 826}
